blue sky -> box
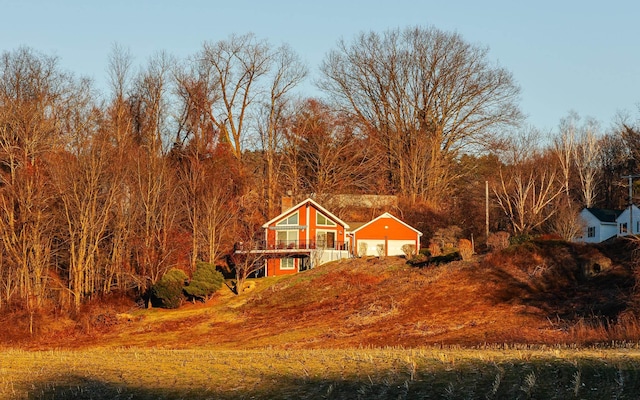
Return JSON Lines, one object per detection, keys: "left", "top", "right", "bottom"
{"left": 2, "top": 0, "right": 638, "bottom": 132}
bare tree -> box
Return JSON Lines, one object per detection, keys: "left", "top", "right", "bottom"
{"left": 199, "top": 33, "right": 272, "bottom": 160}
{"left": 319, "top": 26, "right": 522, "bottom": 204}
{"left": 127, "top": 55, "right": 182, "bottom": 296}
{"left": 129, "top": 51, "right": 175, "bottom": 154}
{"left": 51, "top": 110, "right": 121, "bottom": 310}
{"left": 199, "top": 180, "right": 235, "bottom": 265}
{"left": 175, "top": 36, "right": 306, "bottom": 223}
{"left": 574, "top": 118, "right": 601, "bottom": 207}
{"left": 284, "top": 99, "right": 380, "bottom": 201}
{"left": 553, "top": 112, "right": 578, "bottom": 201}
{"left": 596, "top": 134, "right": 625, "bottom": 208}
{"left": 257, "top": 44, "right": 307, "bottom": 216}
{"left": 230, "top": 228, "right": 266, "bottom": 295}
{"left": 494, "top": 160, "right": 564, "bottom": 235}
{"left": 550, "top": 200, "right": 586, "bottom": 241}
{"left": 106, "top": 43, "right": 134, "bottom": 146}
{"left": 494, "top": 130, "right": 563, "bottom": 235}
{"left": 0, "top": 48, "right": 79, "bottom": 323}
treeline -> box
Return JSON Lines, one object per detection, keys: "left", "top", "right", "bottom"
{"left": 0, "top": 26, "right": 637, "bottom": 318}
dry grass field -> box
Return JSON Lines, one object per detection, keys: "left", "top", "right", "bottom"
{"left": 2, "top": 239, "right": 640, "bottom": 398}
{"left": 4, "top": 347, "right": 640, "bottom": 399}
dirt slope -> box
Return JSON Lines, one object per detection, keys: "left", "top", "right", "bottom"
{"left": 4, "top": 239, "right": 638, "bottom": 349}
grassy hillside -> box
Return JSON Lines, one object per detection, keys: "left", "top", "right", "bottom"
{"left": 2, "top": 238, "right": 639, "bottom": 350}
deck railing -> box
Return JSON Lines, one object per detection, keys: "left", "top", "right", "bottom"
{"left": 235, "top": 239, "right": 349, "bottom": 252}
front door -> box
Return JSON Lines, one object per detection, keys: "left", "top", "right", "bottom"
{"left": 317, "top": 231, "right": 335, "bottom": 249}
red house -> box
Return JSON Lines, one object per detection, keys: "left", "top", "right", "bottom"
{"left": 257, "top": 198, "right": 351, "bottom": 276}
{"left": 237, "top": 198, "right": 423, "bottom": 277}
{"left": 347, "top": 212, "right": 422, "bottom": 257}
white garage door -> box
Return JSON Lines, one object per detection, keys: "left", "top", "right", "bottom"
{"left": 387, "top": 240, "right": 416, "bottom": 256}
{"left": 356, "top": 240, "right": 384, "bottom": 256}
{"left": 356, "top": 239, "right": 415, "bottom": 256}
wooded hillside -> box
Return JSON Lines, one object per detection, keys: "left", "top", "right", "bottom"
{"left": 1, "top": 26, "right": 639, "bottom": 324}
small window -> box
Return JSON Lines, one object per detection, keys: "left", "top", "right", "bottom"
{"left": 620, "top": 222, "right": 628, "bottom": 234}
{"left": 276, "top": 212, "right": 298, "bottom": 226}
{"left": 587, "top": 227, "right": 596, "bottom": 238}
{"left": 316, "top": 211, "right": 336, "bottom": 226}
{"left": 280, "top": 258, "right": 295, "bottom": 270}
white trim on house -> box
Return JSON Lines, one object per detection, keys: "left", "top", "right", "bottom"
{"left": 262, "top": 198, "right": 350, "bottom": 230}
{"left": 347, "top": 212, "right": 422, "bottom": 236}
{"left": 280, "top": 257, "right": 296, "bottom": 270}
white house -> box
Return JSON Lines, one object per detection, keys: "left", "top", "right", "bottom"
{"left": 576, "top": 208, "right": 622, "bottom": 243}
{"left": 576, "top": 205, "right": 640, "bottom": 243}
{"left": 616, "top": 204, "right": 640, "bottom": 237}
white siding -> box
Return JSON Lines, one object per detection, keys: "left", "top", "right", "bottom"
{"left": 617, "top": 205, "right": 640, "bottom": 237}
{"left": 576, "top": 209, "right": 617, "bottom": 243}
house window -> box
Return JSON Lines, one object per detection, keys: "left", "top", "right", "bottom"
{"left": 316, "top": 231, "right": 336, "bottom": 249}
{"left": 316, "top": 211, "right": 336, "bottom": 226}
{"left": 280, "top": 257, "right": 295, "bottom": 270}
{"left": 620, "top": 222, "right": 628, "bottom": 234}
{"left": 276, "top": 212, "right": 298, "bottom": 226}
{"left": 276, "top": 230, "right": 297, "bottom": 248}
{"left": 587, "top": 227, "right": 596, "bottom": 238}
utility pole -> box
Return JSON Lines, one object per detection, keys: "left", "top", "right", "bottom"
{"left": 485, "top": 181, "right": 490, "bottom": 240}
{"left": 622, "top": 174, "right": 640, "bottom": 234}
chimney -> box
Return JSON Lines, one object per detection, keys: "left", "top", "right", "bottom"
{"left": 281, "top": 196, "right": 293, "bottom": 213}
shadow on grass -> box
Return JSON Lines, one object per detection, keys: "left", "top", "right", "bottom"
{"left": 478, "top": 240, "right": 636, "bottom": 322}
{"left": 23, "top": 359, "right": 640, "bottom": 400}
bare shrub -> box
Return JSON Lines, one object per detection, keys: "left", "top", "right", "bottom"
{"left": 487, "top": 231, "right": 510, "bottom": 251}
{"left": 401, "top": 244, "right": 416, "bottom": 258}
{"left": 376, "top": 244, "right": 385, "bottom": 258}
{"left": 431, "top": 225, "right": 463, "bottom": 249}
{"left": 550, "top": 201, "right": 585, "bottom": 241}
{"left": 458, "top": 239, "right": 473, "bottom": 260}
{"left": 428, "top": 242, "right": 442, "bottom": 257}
{"left": 358, "top": 242, "right": 368, "bottom": 257}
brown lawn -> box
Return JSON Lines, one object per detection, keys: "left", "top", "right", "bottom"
{"left": 1, "top": 239, "right": 638, "bottom": 350}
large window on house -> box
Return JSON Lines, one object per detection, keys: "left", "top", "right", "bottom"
{"left": 280, "top": 257, "right": 295, "bottom": 270}
{"left": 587, "top": 227, "right": 596, "bottom": 238}
{"left": 276, "top": 230, "right": 297, "bottom": 248}
{"left": 316, "top": 211, "right": 336, "bottom": 226}
{"left": 276, "top": 212, "right": 298, "bottom": 226}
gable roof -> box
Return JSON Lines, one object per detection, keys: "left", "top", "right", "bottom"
{"left": 347, "top": 212, "right": 422, "bottom": 236}
{"left": 584, "top": 208, "right": 623, "bottom": 223}
{"left": 262, "top": 198, "right": 350, "bottom": 229}
{"left": 345, "top": 221, "right": 367, "bottom": 231}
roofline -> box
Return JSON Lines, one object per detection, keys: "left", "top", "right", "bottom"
{"left": 262, "top": 198, "right": 350, "bottom": 229}
{"left": 582, "top": 207, "right": 623, "bottom": 223}
{"left": 347, "top": 212, "right": 422, "bottom": 236}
